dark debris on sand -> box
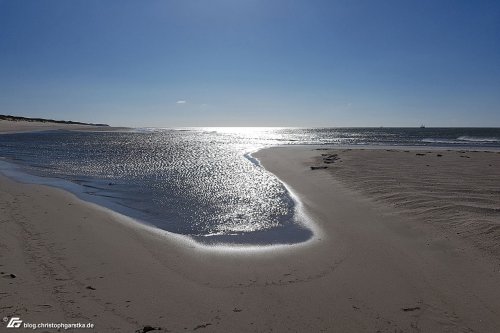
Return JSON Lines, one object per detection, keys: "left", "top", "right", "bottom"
{"left": 136, "top": 326, "right": 163, "bottom": 333}
{"left": 310, "top": 166, "right": 328, "bottom": 170}
{"left": 193, "top": 323, "right": 212, "bottom": 330}
{"left": 2, "top": 273, "right": 16, "bottom": 279}
{"left": 402, "top": 306, "right": 421, "bottom": 312}
{"left": 322, "top": 153, "right": 340, "bottom": 164}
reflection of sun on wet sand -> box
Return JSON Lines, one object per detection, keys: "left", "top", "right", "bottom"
{"left": 1, "top": 146, "right": 500, "bottom": 332}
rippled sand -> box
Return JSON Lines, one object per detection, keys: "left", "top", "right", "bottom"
{"left": 317, "top": 148, "right": 500, "bottom": 256}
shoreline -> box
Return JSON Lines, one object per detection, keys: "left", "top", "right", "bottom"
{"left": 1, "top": 146, "right": 500, "bottom": 331}
{"left": 0, "top": 155, "right": 319, "bottom": 250}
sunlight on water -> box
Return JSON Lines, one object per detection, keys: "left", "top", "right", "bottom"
{"left": 0, "top": 128, "right": 312, "bottom": 245}
{"left": 1, "top": 127, "right": 499, "bottom": 245}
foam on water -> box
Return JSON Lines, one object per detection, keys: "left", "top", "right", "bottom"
{"left": 457, "top": 136, "right": 500, "bottom": 142}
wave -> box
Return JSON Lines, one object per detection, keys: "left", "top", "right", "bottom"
{"left": 422, "top": 136, "right": 500, "bottom": 144}
{"left": 457, "top": 136, "right": 500, "bottom": 143}
{"left": 421, "top": 138, "right": 461, "bottom": 144}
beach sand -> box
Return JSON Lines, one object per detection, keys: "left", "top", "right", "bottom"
{"left": 314, "top": 148, "right": 500, "bottom": 256}
{"left": 1, "top": 147, "right": 500, "bottom": 332}
{"left": 0, "top": 120, "right": 128, "bottom": 134}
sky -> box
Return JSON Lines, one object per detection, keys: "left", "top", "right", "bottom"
{"left": 0, "top": 0, "right": 499, "bottom": 127}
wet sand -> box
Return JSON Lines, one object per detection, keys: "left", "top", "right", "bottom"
{"left": 1, "top": 146, "right": 500, "bottom": 332}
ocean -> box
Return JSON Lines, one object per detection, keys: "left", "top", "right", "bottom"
{"left": 1, "top": 127, "right": 499, "bottom": 246}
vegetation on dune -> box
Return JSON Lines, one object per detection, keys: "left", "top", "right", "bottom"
{"left": 0, "top": 114, "right": 109, "bottom": 127}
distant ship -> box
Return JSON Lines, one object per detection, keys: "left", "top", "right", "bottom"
{"left": 420, "top": 124, "right": 426, "bottom": 128}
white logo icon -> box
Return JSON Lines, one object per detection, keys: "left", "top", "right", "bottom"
{"left": 6, "top": 317, "right": 22, "bottom": 328}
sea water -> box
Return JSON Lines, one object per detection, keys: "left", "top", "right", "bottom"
{"left": 1, "top": 127, "right": 499, "bottom": 245}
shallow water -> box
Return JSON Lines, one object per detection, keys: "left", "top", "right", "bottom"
{"left": 0, "top": 127, "right": 499, "bottom": 245}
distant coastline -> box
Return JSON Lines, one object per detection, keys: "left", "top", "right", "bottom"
{"left": 0, "top": 114, "right": 109, "bottom": 127}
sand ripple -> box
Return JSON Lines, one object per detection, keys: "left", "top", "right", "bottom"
{"left": 321, "top": 149, "right": 500, "bottom": 256}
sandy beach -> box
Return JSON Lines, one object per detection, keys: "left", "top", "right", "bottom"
{"left": 1, "top": 146, "right": 500, "bottom": 332}
{"left": 315, "top": 147, "right": 500, "bottom": 257}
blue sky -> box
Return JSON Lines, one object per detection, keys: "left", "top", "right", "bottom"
{"left": 1, "top": 0, "right": 499, "bottom": 127}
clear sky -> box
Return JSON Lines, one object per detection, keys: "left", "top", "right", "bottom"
{"left": 0, "top": 0, "right": 499, "bottom": 127}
